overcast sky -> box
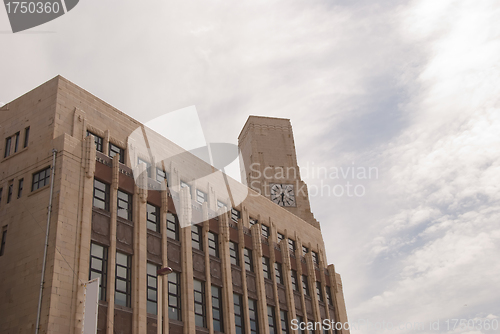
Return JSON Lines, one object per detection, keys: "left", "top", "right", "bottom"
{"left": 1, "top": 0, "right": 499, "bottom": 333}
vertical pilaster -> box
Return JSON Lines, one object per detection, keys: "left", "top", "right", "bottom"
{"left": 240, "top": 206, "right": 252, "bottom": 334}
{"left": 280, "top": 238, "right": 297, "bottom": 333}
{"left": 252, "top": 223, "right": 269, "bottom": 333}
{"left": 220, "top": 208, "right": 236, "bottom": 334}
{"left": 180, "top": 186, "right": 195, "bottom": 334}
{"left": 160, "top": 185, "right": 169, "bottom": 334}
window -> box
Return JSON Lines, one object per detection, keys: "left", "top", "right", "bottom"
{"left": 138, "top": 157, "right": 152, "bottom": 178}
{"left": 268, "top": 306, "right": 277, "bottom": 334}
{"left": 193, "top": 279, "right": 206, "bottom": 327}
{"left": 23, "top": 127, "right": 30, "bottom": 148}
{"left": 302, "top": 275, "right": 309, "bottom": 296}
{"left": 212, "top": 286, "right": 223, "bottom": 332}
{"left": 156, "top": 168, "right": 169, "bottom": 185}
{"left": 93, "top": 179, "right": 109, "bottom": 211}
{"left": 87, "top": 131, "right": 103, "bottom": 152}
{"left": 262, "top": 256, "right": 271, "bottom": 279}
{"left": 17, "top": 179, "right": 23, "bottom": 198}
{"left": 229, "top": 241, "right": 239, "bottom": 266}
{"left": 261, "top": 224, "right": 270, "bottom": 238}
{"left": 316, "top": 282, "right": 324, "bottom": 302}
{"left": 115, "top": 252, "right": 131, "bottom": 307}
{"left": 168, "top": 272, "right": 181, "bottom": 320}
{"left": 291, "top": 270, "right": 298, "bottom": 292}
{"left": 234, "top": 293, "right": 244, "bottom": 334}
{"left": 208, "top": 231, "right": 219, "bottom": 257}
{"left": 296, "top": 315, "right": 306, "bottom": 334}
{"left": 166, "top": 212, "right": 179, "bottom": 241}
{"left": 231, "top": 208, "right": 240, "bottom": 222}
{"left": 32, "top": 167, "right": 51, "bottom": 191}
{"left": 249, "top": 218, "right": 258, "bottom": 226}
{"left": 0, "top": 188, "right": 3, "bottom": 206}
{"left": 326, "top": 286, "right": 333, "bottom": 306}
{"left": 192, "top": 224, "right": 202, "bottom": 250}
{"left": 275, "top": 262, "right": 283, "bottom": 285}
{"left": 109, "top": 143, "right": 125, "bottom": 163}
{"left": 288, "top": 238, "right": 296, "bottom": 252}
{"left": 244, "top": 248, "right": 253, "bottom": 271}
{"left": 302, "top": 245, "right": 309, "bottom": 254}
{"left": 280, "top": 310, "right": 289, "bottom": 334}
{"left": 277, "top": 232, "right": 285, "bottom": 242}
{"left": 147, "top": 203, "right": 160, "bottom": 232}
{"left": 4, "top": 136, "right": 11, "bottom": 158}
{"left": 217, "top": 200, "right": 226, "bottom": 209}
{"left": 13, "top": 132, "right": 20, "bottom": 153}
{"left": 0, "top": 226, "right": 7, "bottom": 256}
{"left": 249, "top": 298, "right": 259, "bottom": 334}
{"left": 7, "top": 183, "right": 13, "bottom": 203}
{"left": 117, "top": 190, "right": 132, "bottom": 220}
{"left": 147, "top": 263, "right": 158, "bottom": 314}
{"left": 196, "top": 189, "right": 207, "bottom": 204}
{"left": 312, "top": 251, "right": 319, "bottom": 265}
{"left": 89, "top": 242, "right": 108, "bottom": 301}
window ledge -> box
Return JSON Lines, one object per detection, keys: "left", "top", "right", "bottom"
{"left": 1, "top": 146, "right": 28, "bottom": 163}
{"left": 28, "top": 184, "right": 50, "bottom": 197}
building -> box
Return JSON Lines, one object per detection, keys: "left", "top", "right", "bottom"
{"left": 0, "top": 76, "right": 349, "bottom": 334}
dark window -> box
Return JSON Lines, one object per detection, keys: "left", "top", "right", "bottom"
{"left": 280, "top": 310, "right": 289, "bottom": 334}
{"left": 326, "top": 286, "right": 333, "bottom": 306}
{"left": 208, "top": 231, "right": 219, "bottom": 257}
{"left": 316, "top": 282, "right": 324, "bottom": 302}
{"left": 262, "top": 256, "right": 271, "bottom": 279}
{"left": 166, "top": 212, "right": 179, "bottom": 240}
{"left": 0, "top": 188, "right": 3, "bottom": 206}
{"left": 115, "top": 252, "right": 131, "bottom": 307}
{"left": 89, "top": 242, "right": 108, "bottom": 301}
{"left": 234, "top": 293, "right": 245, "bottom": 334}
{"left": 261, "top": 224, "right": 270, "bottom": 238}
{"left": 17, "top": 179, "right": 23, "bottom": 198}
{"left": 192, "top": 224, "right": 202, "bottom": 250}
{"left": 117, "top": 190, "right": 132, "bottom": 220}
{"left": 244, "top": 248, "right": 253, "bottom": 271}
{"left": 147, "top": 203, "right": 160, "bottom": 232}
{"left": 249, "top": 298, "right": 259, "bottom": 334}
{"left": 277, "top": 232, "right": 285, "bottom": 242}
{"left": 4, "top": 136, "right": 11, "bottom": 158}
{"left": 302, "top": 245, "right": 309, "bottom": 254}
{"left": 193, "top": 279, "right": 206, "bottom": 327}
{"left": 312, "top": 251, "right": 319, "bottom": 265}
{"left": 288, "top": 239, "right": 296, "bottom": 252}
{"left": 7, "top": 183, "right": 13, "bottom": 203}
{"left": 13, "top": 132, "right": 20, "bottom": 153}
{"left": 87, "top": 131, "right": 103, "bottom": 152}
{"left": 229, "top": 241, "right": 239, "bottom": 266}
{"left": 275, "top": 262, "right": 283, "bottom": 284}
{"left": 212, "top": 286, "right": 223, "bottom": 332}
{"left": 291, "top": 270, "right": 298, "bottom": 291}
{"left": 231, "top": 208, "right": 240, "bottom": 222}
{"left": 297, "top": 315, "right": 306, "bottom": 334}
{"left": 168, "top": 272, "right": 181, "bottom": 320}
{"left": 32, "top": 167, "right": 51, "bottom": 192}
{"left": 156, "top": 168, "right": 169, "bottom": 185}
{"left": 302, "top": 275, "right": 309, "bottom": 296}
{"left": 109, "top": 143, "right": 125, "bottom": 163}
{"left": 23, "top": 127, "right": 30, "bottom": 148}
{"left": 147, "top": 263, "right": 158, "bottom": 314}
{"left": 0, "top": 227, "right": 7, "bottom": 256}
{"left": 93, "top": 179, "right": 109, "bottom": 211}
{"left": 268, "top": 306, "right": 277, "bottom": 334}
{"left": 197, "top": 189, "right": 207, "bottom": 204}
{"left": 138, "top": 157, "right": 152, "bottom": 178}
{"left": 249, "top": 218, "right": 258, "bottom": 226}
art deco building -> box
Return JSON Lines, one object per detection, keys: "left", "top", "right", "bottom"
{"left": 0, "top": 76, "right": 349, "bottom": 334}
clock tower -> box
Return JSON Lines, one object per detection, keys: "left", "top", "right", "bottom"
{"left": 238, "top": 116, "right": 319, "bottom": 228}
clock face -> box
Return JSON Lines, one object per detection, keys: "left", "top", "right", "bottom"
{"left": 270, "top": 183, "right": 296, "bottom": 207}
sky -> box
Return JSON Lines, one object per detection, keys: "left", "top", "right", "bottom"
{"left": 1, "top": 0, "right": 500, "bottom": 333}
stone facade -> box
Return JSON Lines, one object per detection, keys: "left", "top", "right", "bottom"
{"left": 0, "top": 76, "right": 349, "bottom": 334}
